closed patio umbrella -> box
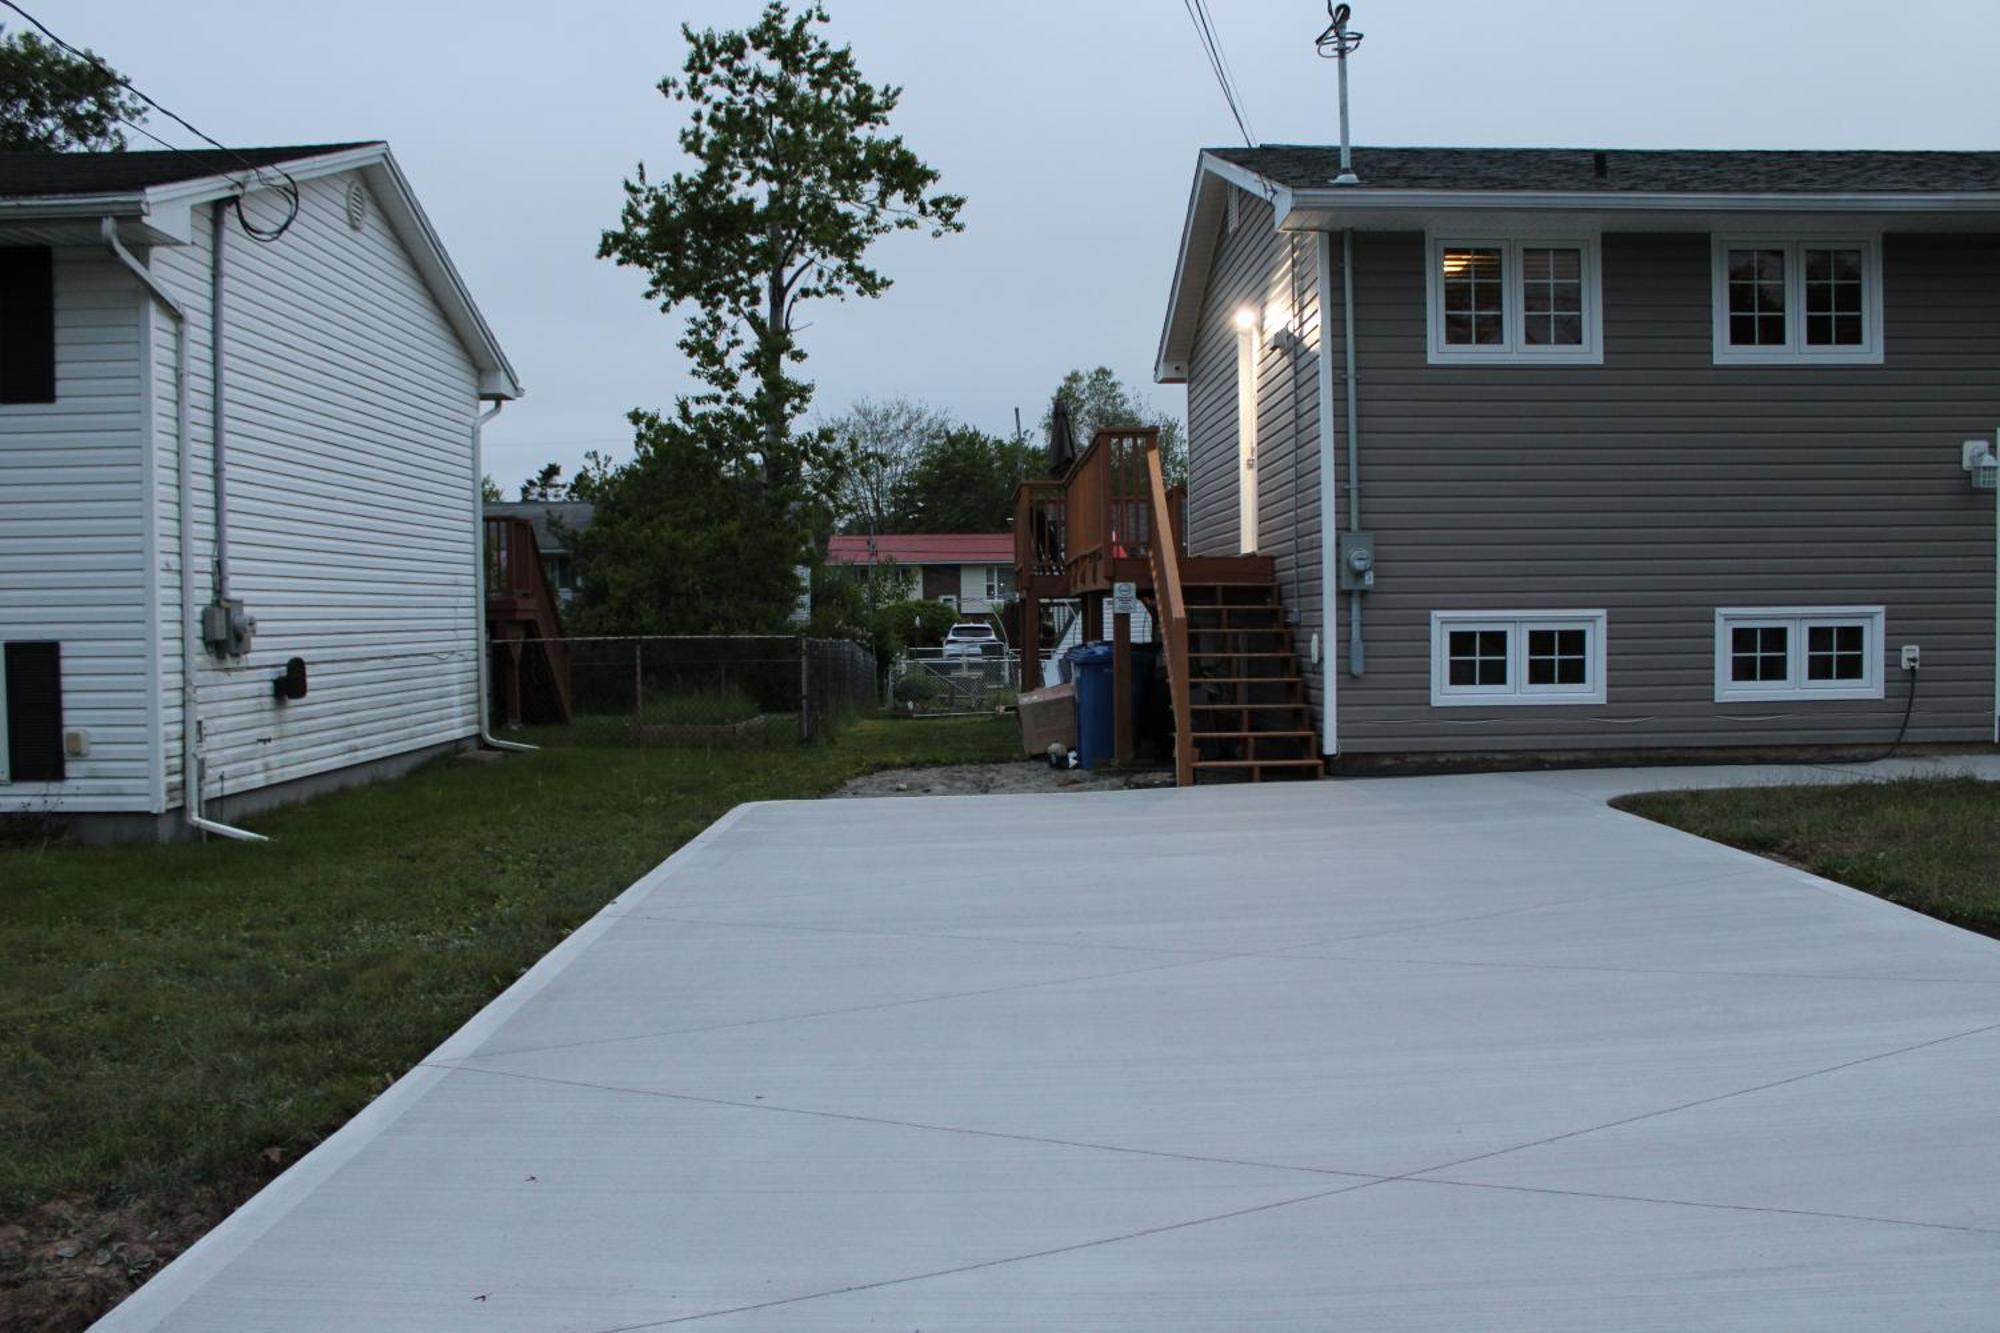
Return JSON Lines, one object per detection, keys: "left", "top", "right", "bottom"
{"left": 1048, "top": 397, "right": 1077, "bottom": 477}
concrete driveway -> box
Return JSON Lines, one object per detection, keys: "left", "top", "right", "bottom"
{"left": 102, "top": 764, "right": 2000, "bottom": 1330}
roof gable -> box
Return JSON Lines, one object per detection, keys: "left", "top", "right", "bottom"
{"left": 0, "top": 143, "right": 520, "bottom": 400}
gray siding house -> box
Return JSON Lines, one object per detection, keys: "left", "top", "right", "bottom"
{"left": 1159, "top": 146, "right": 2000, "bottom": 761}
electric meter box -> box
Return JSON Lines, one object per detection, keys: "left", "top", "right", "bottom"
{"left": 201, "top": 599, "right": 256, "bottom": 657}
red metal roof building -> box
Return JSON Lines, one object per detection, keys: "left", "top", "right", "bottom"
{"left": 824, "top": 533, "right": 1015, "bottom": 614}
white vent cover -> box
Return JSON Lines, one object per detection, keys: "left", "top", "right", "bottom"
{"left": 344, "top": 180, "right": 367, "bottom": 231}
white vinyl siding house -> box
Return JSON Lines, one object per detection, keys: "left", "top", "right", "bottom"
{"left": 0, "top": 144, "right": 520, "bottom": 838}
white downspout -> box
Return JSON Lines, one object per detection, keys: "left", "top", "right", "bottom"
{"left": 472, "top": 399, "right": 535, "bottom": 752}
{"left": 1341, "top": 227, "right": 1365, "bottom": 678}
{"left": 102, "top": 217, "right": 266, "bottom": 842}
{"left": 1314, "top": 232, "right": 1339, "bottom": 755}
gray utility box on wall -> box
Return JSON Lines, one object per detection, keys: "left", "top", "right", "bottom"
{"left": 1338, "top": 532, "right": 1376, "bottom": 591}
{"left": 201, "top": 599, "right": 256, "bottom": 657}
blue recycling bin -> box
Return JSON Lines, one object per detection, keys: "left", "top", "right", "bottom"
{"left": 1066, "top": 642, "right": 1116, "bottom": 769}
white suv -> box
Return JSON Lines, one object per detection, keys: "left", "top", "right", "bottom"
{"left": 940, "top": 621, "right": 1000, "bottom": 659}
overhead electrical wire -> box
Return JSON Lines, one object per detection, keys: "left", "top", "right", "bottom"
{"left": 1181, "top": 0, "right": 1256, "bottom": 147}
{"left": 0, "top": 0, "right": 299, "bottom": 241}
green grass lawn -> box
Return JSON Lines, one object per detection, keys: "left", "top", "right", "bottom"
{"left": 0, "top": 715, "right": 1017, "bottom": 1222}
{"left": 1617, "top": 776, "right": 2000, "bottom": 940}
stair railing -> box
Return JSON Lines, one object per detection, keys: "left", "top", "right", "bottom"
{"left": 1141, "top": 440, "right": 1194, "bottom": 787}
{"left": 483, "top": 516, "right": 572, "bottom": 723}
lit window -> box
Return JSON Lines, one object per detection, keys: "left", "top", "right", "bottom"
{"left": 1431, "top": 611, "right": 1606, "bottom": 706}
{"left": 1714, "top": 608, "right": 1884, "bottom": 701}
{"left": 1428, "top": 237, "right": 1602, "bottom": 364}
{"left": 1713, "top": 238, "right": 1881, "bottom": 364}
{"left": 1440, "top": 248, "right": 1504, "bottom": 347}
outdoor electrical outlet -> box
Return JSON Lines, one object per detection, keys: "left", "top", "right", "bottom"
{"left": 1900, "top": 644, "right": 1921, "bottom": 671}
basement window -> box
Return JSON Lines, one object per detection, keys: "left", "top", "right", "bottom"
{"left": 1714, "top": 607, "right": 1884, "bottom": 702}
{"left": 1711, "top": 238, "right": 1882, "bottom": 365}
{"left": 1430, "top": 611, "right": 1607, "bottom": 706}
{"left": 1426, "top": 236, "right": 1603, "bottom": 365}
{"left": 1, "top": 640, "right": 64, "bottom": 782}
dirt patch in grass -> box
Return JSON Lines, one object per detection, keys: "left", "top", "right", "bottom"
{"left": 1615, "top": 775, "right": 2000, "bottom": 940}
{"left": 837, "top": 759, "right": 1173, "bottom": 798}
{"left": 0, "top": 1145, "right": 308, "bottom": 1333}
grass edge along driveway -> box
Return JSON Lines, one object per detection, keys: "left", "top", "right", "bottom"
{"left": 1616, "top": 774, "right": 2000, "bottom": 942}
{"left": 0, "top": 715, "right": 1017, "bottom": 1330}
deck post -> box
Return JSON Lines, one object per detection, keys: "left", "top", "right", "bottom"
{"left": 1112, "top": 600, "right": 1132, "bottom": 765}
{"left": 1019, "top": 588, "right": 1040, "bottom": 690}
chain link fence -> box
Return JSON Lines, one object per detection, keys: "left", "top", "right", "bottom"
{"left": 493, "top": 635, "right": 875, "bottom": 745}
{"left": 889, "top": 647, "right": 1020, "bottom": 717}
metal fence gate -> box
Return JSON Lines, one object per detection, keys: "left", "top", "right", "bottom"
{"left": 889, "top": 648, "right": 1021, "bottom": 716}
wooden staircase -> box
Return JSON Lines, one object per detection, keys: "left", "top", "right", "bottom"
{"left": 1176, "top": 573, "right": 1321, "bottom": 783}
{"left": 1011, "top": 427, "right": 1321, "bottom": 788}
{"left": 485, "top": 516, "right": 572, "bottom": 726}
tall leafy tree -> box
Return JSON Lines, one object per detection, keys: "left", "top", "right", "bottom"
{"left": 889, "top": 426, "right": 1038, "bottom": 532}
{"left": 1045, "top": 366, "right": 1187, "bottom": 485}
{"left": 0, "top": 29, "right": 146, "bottom": 152}
{"left": 569, "top": 411, "right": 806, "bottom": 636}
{"left": 825, "top": 397, "right": 953, "bottom": 536}
{"left": 600, "top": 1, "right": 964, "bottom": 482}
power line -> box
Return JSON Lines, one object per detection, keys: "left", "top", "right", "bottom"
{"left": 1195, "top": 0, "right": 1255, "bottom": 143}
{"left": 0, "top": 0, "right": 300, "bottom": 241}
{"left": 1181, "top": 0, "right": 1255, "bottom": 147}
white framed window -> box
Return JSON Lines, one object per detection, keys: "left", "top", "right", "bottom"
{"left": 1713, "top": 606, "right": 1884, "bottom": 702}
{"left": 1711, "top": 237, "right": 1883, "bottom": 365}
{"left": 1430, "top": 610, "right": 1608, "bottom": 706}
{"left": 985, "top": 566, "right": 1003, "bottom": 604}
{"left": 1426, "top": 236, "right": 1603, "bottom": 365}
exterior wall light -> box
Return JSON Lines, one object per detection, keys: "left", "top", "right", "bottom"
{"left": 1964, "top": 440, "right": 1999, "bottom": 491}
{"left": 1234, "top": 307, "right": 1258, "bottom": 332}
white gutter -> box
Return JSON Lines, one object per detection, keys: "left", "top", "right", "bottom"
{"left": 471, "top": 400, "right": 535, "bottom": 753}
{"left": 102, "top": 217, "right": 266, "bottom": 842}
{"left": 1340, "top": 228, "right": 1364, "bottom": 678}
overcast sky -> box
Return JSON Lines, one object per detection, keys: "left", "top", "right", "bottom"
{"left": 61, "top": 0, "right": 2000, "bottom": 492}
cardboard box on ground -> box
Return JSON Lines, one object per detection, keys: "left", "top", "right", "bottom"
{"left": 1018, "top": 683, "right": 1076, "bottom": 757}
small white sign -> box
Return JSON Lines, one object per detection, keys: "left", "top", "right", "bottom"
{"left": 1112, "top": 581, "right": 1138, "bottom": 616}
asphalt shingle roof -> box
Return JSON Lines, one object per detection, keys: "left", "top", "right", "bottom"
{"left": 0, "top": 144, "right": 378, "bottom": 198}
{"left": 1211, "top": 146, "right": 2000, "bottom": 194}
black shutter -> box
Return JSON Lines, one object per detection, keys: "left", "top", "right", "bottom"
{"left": 5, "top": 641, "right": 64, "bottom": 782}
{"left": 0, "top": 247, "right": 55, "bottom": 404}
